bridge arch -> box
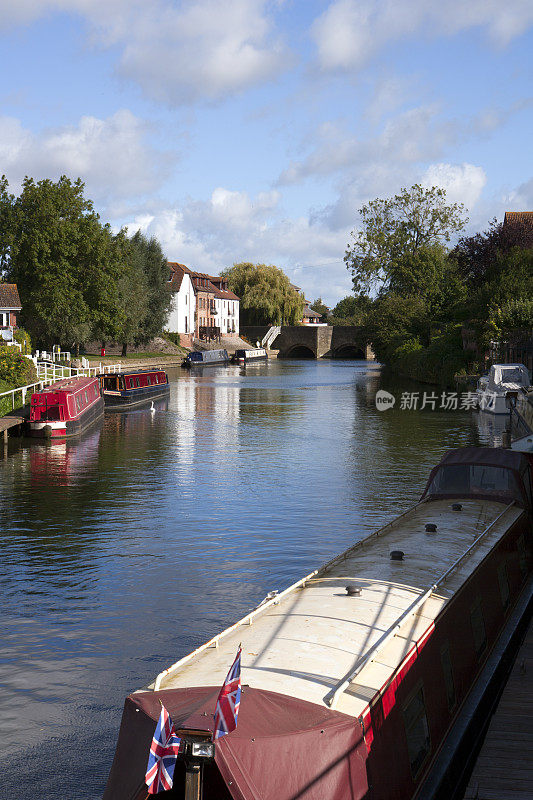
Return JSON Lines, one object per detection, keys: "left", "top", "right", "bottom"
{"left": 283, "top": 344, "right": 315, "bottom": 359}
{"left": 332, "top": 344, "right": 366, "bottom": 359}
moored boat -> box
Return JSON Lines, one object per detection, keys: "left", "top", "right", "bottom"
{"left": 98, "top": 369, "right": 169, "bottom": 408}
{"left": 476, "top": 363, "right": 531, "bottom": 414}
{"left": 231, "top": 347, "right": 267, "bottom": 364}
{"left": 182, "top": 349, "right": 230, "bottom": 368}
{"left": 29, "top": 376, "right": 104, "bottom": 438}
{"left": 103, "top": 447, "right": 533, "bottom": 800}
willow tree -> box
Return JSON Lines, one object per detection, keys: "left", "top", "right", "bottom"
{"left": 223, "top": 262, "right": 304, "bottom": 325}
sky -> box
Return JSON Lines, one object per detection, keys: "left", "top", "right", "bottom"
{"left": 0, "top": 1, "right": 532, "bottom": 307}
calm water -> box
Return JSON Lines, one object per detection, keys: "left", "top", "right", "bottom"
{"left": 0, "top": 360, "right": 506, "bottom": 798}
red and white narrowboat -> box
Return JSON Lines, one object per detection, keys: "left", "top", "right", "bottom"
{"left": 98, "top": 369, "right": 170, "bottom": 409}
{"left": 29, "top": 376, "right": 104, "bottom": 438}
{"left": 103, "top": 447, "right": 533, "bottom": 800}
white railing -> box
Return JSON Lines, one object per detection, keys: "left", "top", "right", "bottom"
{"left": 0, "top": 378, "right": 51, "bottom": 412}
{"left": 262, "top": 325, "right": 281, "bottom": 349}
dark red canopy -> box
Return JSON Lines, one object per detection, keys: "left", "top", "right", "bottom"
{"left": 103, "top": 686, "right": 368, "bottom": 800}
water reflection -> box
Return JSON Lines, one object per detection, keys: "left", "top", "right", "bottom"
{"left": 0, "top": 360, "right": 509, "bottom": 799}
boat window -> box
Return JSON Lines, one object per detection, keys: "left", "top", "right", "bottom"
{"left": 440, "top": 642, "right": 456, "bottom": 711}
{"left": 76, "top": 396, "right": 81, "bottom": 411}
{"left": 497, "top": 562, "right": 510, "bottom": 610}
{"left": 136, "top": 377, "right": 140, "bottom": 387}
{"left": 84, "top": 390, "right": 89, "bottom": 403}
{"left": 147, "top": 376, "right": 151, "bottom": 385}
{"left": 517, "top": 534, "right": 527, "bottom": 578}
{"left": 425, "top": 464, "right": 523, "bottom": 503}
{"left": 402, "top": 685, "right": 431, "bottom": 777}
{"left": 470, "top": 599, "right": 486, "bottom": 658}
{"left": 190, "top": 352, "right": 202, "bottom": 361}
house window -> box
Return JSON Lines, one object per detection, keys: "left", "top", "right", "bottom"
{"left": 185, "top": 318, "right": 188, "bottom": 333}
{"left": 0, "top": 312, "right": 6, "bottom": 326}
{"left": 497, "top": 562, "right": 510, "bottom": 609}
{"left": 440, "top": 642, "right": 456, "bottom": 711}
{"left": 470, "top": 598, "right": 487, "bottom": 658}
{"left": 403, "top": 685, "right": 431, "bottom": 778}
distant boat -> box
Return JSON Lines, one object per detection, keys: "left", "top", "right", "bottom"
{"left": 98, "top": 369, "right": 170, "bottom": 409}
{"left": 182, "top": 349, "right": 230, "bottom": 368}
{"left": 476, "top": 363, "right": 531, "bottom": 414}
{"left": 29, "top": 376, "right": 104, "bottom": 438}
{"left": 232, "top": 347, "right": 268, "bottom": 364}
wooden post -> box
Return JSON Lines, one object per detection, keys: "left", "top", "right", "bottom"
{"left": 184, "top": 764, "right": 201, "bottom": 800}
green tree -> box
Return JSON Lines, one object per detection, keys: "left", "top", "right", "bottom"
{"left": 223, "top": 262, "right": 304, "bottom": 325}
{"left": 129, "top": 230, "right": 172, "bottom": 345}
{"left": 2, "top": 175, "right": 124, "bottom": 351}
{"left": 345, "top": 184, "right": 467, "bottom": 295}
{"left": 331, "top": 294, "right": 371, "bottom": 324}
{"left": 310, "top": 297, "right": 329, "bottom": 321}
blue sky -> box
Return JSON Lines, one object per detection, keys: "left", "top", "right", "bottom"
{"left": 1, "top": 1, "right": 532, "bottom": 306}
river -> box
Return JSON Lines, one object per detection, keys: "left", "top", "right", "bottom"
{"left": 0, "top": 359, "right": 508, "bottom": 799}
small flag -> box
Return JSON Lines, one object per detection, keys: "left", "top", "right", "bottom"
{"left": 145, "top": 703, "right": 182, "bottom": 794}
{"left": 213, "top": 646, "right": 242, "bottom": 740}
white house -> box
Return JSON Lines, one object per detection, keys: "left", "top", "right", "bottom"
{"left": 210, "top": 277, "right": 240, "bottom": 336}
{"left": 0, "top": 283, "right": 22, "bottom": 343}
{"left": 166, "top": 262, "right": 196, "bottom": 347}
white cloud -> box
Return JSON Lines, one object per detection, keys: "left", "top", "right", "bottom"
{"left": 0, "top": 109, "right": 172, "bottom": 203}
{"left": 311, "top": 0, "right": 533, "bottom": 72}
{"left": 120, "top": 187, "right": 350, "bottom": 305}
{"left": 0, "top": 0, "right": 289, "bottom": 105}
{"left": 278, "top": 104, "right": 457, "bottom": 186}
{"left": 421, "top": 162, "right": 487, "bottom": 210}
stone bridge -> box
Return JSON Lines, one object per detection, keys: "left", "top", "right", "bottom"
{"left": 241, "top": 325, "right": 372, "bottom": 359}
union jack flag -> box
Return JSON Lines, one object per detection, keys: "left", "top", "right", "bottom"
{"left": 213, "top": 646, "right": 242, "bottom": 740}
{"left": 145, "top": 703, "right": 182, "bottom": 794}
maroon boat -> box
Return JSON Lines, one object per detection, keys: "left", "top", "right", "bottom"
{"left": 29, "top": 376, "right": 104, "bottom": 438}
{"left": 103, "top": 447, "right": 533, "bottom": 800}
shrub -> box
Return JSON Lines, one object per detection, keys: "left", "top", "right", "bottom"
{"left": 13, "top": 328, "right": 32, "bottom": 353}
{"left": 163, "top": 330, "right": 181, "bottom": 346}
{"left": 0, "top": 346, "right": 37, "bottom": 387}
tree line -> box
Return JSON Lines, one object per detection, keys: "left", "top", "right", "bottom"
{"left": 0, "top": 175, "right": 171, "bottom": 355}
{"left": 311, "top": 185, "right": 532, "bottom": 384}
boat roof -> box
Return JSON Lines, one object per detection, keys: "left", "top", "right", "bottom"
{"left": 438, "top": 446, "right": 530, "bottom": 471}
{"left": 36, "top": 376, "right": 98, "bottom": 394}
{"left": 99, "top": 369, "right": 166, "bottom": 377}
{"left": 147, "top": 495, "right": 523, "bottom": 720}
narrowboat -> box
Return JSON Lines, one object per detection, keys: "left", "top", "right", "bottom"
{"left": 181, "top": 349, "right": 230, "bottom": 368}
{"left": 476, "top": 363, "right": 531, "bottom": 414}
{"left": 98, "top": 369, "right": 170, "bottom": 408}
{"left": 103, "top": 447, "right": 533, "bottom": 800}
{"left": 29, "top": 376, "right": 104, "bottom": 438}
{"left": 231, "top": 348, "right": 268, "bottom": 364}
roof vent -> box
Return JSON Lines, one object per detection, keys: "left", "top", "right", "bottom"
{"left": 425, "top": 523, "right": 437, "bottom": 533}
{"left": 345, "top": 585, "right": 362, "bottom": 596}
{"left": 452, "top": 503, "right": 462, "bottom": 511}
{"left": 390, "top": 550, "right": 404, "bottom": 561}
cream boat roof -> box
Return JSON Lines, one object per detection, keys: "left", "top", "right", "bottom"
{"left": 147, "top": 499, "right": 522, "bottom": 719}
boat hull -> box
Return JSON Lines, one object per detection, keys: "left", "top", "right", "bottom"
{"left": 28, "top": 397, "right": 104, "bottom": 438}
{"left": 103, "top": 384, "right": 170, "bottom": 409}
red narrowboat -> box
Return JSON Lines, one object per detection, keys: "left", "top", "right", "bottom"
{"left": 98, "top": 369, "right": 170, "bottom": 408}
{"left": 29, "top": 376, "right": 104, "bottom": 438}
{"left": 103, "top": 447, "right": 533, "bottom": 800}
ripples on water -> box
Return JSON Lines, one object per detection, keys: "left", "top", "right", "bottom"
{"left": 0, "top": 360, "right": 505, "bottom": 798}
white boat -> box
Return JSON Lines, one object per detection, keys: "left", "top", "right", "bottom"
{"left": 476, "top": 363, "right": 531, "bottom": 414}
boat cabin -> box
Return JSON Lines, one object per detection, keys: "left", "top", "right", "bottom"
{"left": 30, "top": 377, "right": 101, "bottom": 423}
{"left": 29, "top": 377, "right": 103, "bottom": 437}
{"left": 98, "top": 369, "right": 170, "bottom": 408}
{"left": 104, "top": 447, "right": 532, "bottom": 800}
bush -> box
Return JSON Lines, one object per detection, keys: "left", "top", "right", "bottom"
{"left": 0, "top": 346, "right": 37, "bottom": 387}
{"left": 390, "top": 325, "right": 472, "bottom": 386}
{"left": 13, "top": 328, "right": 32, "bottom": 354}
{"left": 163, "top": 330, "right": 181, "bottom": 346}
